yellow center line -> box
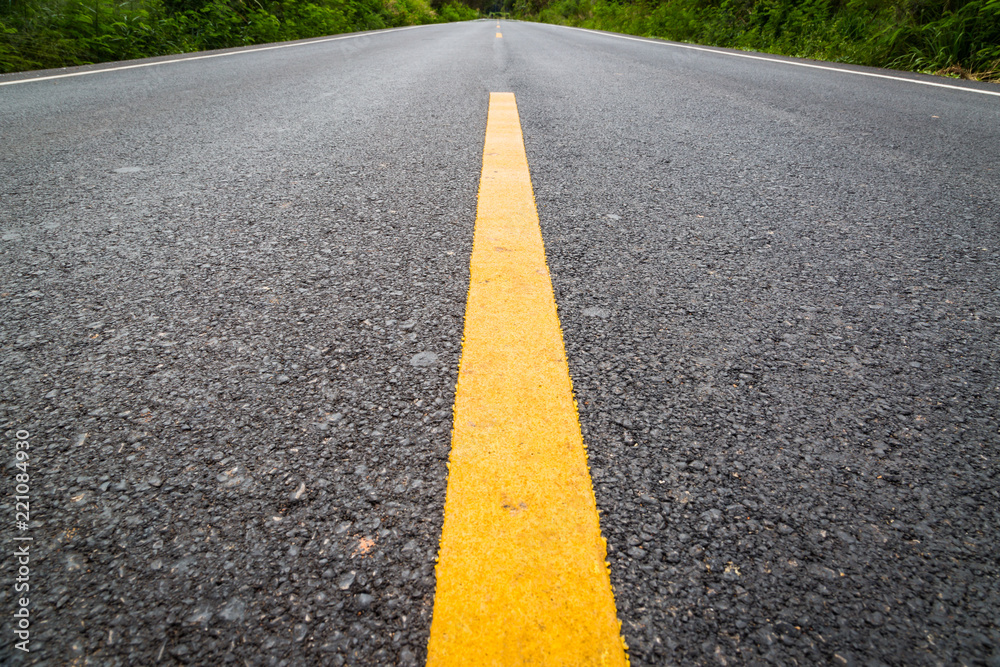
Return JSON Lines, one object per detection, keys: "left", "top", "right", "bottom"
{"left": 496, "top": 32, "right": 502, "bottom": 38}
{"left": 427, "top": 93, "right": 628, "bottom": 666}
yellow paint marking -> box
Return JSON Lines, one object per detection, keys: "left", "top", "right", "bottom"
{"left": 496, "top": 32, "right": 502, "bottom": 38}
{"left": 427, "top": 93, "right": 628, "bottom": 666}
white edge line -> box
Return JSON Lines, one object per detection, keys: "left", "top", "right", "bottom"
{"left": 0, "top": 24, "right": 427, "bottom": 87}
{"left": 554, "top": 24, "right": 1000, "bottom": 98}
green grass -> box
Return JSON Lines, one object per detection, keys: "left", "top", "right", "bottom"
{"left": 529, "top": 0, "right": 1000, "bottom": 82}
{"left": 0, "top": 0, "right": 478, "bottom": 73}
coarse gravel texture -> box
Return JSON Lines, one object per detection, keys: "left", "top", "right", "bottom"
{"left": 2, "top": 18, "right": 999, "bottom": 667}
{"left": 1, "top": 24, "right": 490, "bottom": 665}
{"left": 515, "top": 23, "right": 1000, "bottom": 667}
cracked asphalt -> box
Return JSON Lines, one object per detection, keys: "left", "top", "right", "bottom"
{"left": 2, "top": 19, "right": 999, "bottom": 667}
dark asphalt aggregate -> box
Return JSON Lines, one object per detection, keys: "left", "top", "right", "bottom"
{"left": 2, "top": 19, "right": 999, "bottom": 667}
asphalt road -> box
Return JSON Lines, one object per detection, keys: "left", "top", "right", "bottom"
{"left": 2, "top": 19, "right": 999, "bottom": 666}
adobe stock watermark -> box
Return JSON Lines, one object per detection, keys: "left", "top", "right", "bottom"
{"left": 10, "top": 429, "right": 32, "bottom": 653}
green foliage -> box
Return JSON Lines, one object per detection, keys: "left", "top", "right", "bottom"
{"left": 0, "top": 0, "right": 478, "bottom": 72}
{"left": 526, "top": 0, "right": 1000, "bottom": 80}
{"left": 437, "top": 0, "right": 478, "bottom": 20}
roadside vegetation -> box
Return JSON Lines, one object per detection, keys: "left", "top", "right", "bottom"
{"left": 510, "top": 0, "right": 1000, "bottom": 81}
{"left": 0, "top": 0, "right": 477, "bottom": 73}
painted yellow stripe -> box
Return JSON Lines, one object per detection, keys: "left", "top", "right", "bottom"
{"left": 427, "top": 93, "right": 628, "bottom": 666}
{"left": 496, "top": 32, "right": 502, "bottom": 38}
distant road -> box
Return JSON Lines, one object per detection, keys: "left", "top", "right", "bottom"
{"left": 2, "top": 19, "right": 998, "bottom": 666}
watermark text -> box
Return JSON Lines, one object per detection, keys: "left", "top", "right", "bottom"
{"left": 11, "top": 429, "right": 32, "bottom": 653}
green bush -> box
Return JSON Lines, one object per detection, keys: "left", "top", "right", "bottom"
{"left": 0, "top": 0, "right": 477, "bottom": 72}
{"left": 438, "top": 0, "right": 478, "bottom": 20}
{"left": 525, "top": 0, "right": 1000, "bottom": 80}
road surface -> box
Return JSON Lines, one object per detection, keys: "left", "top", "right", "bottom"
{"left": 1, "top": 19, "right": 999, "bottom": 666}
